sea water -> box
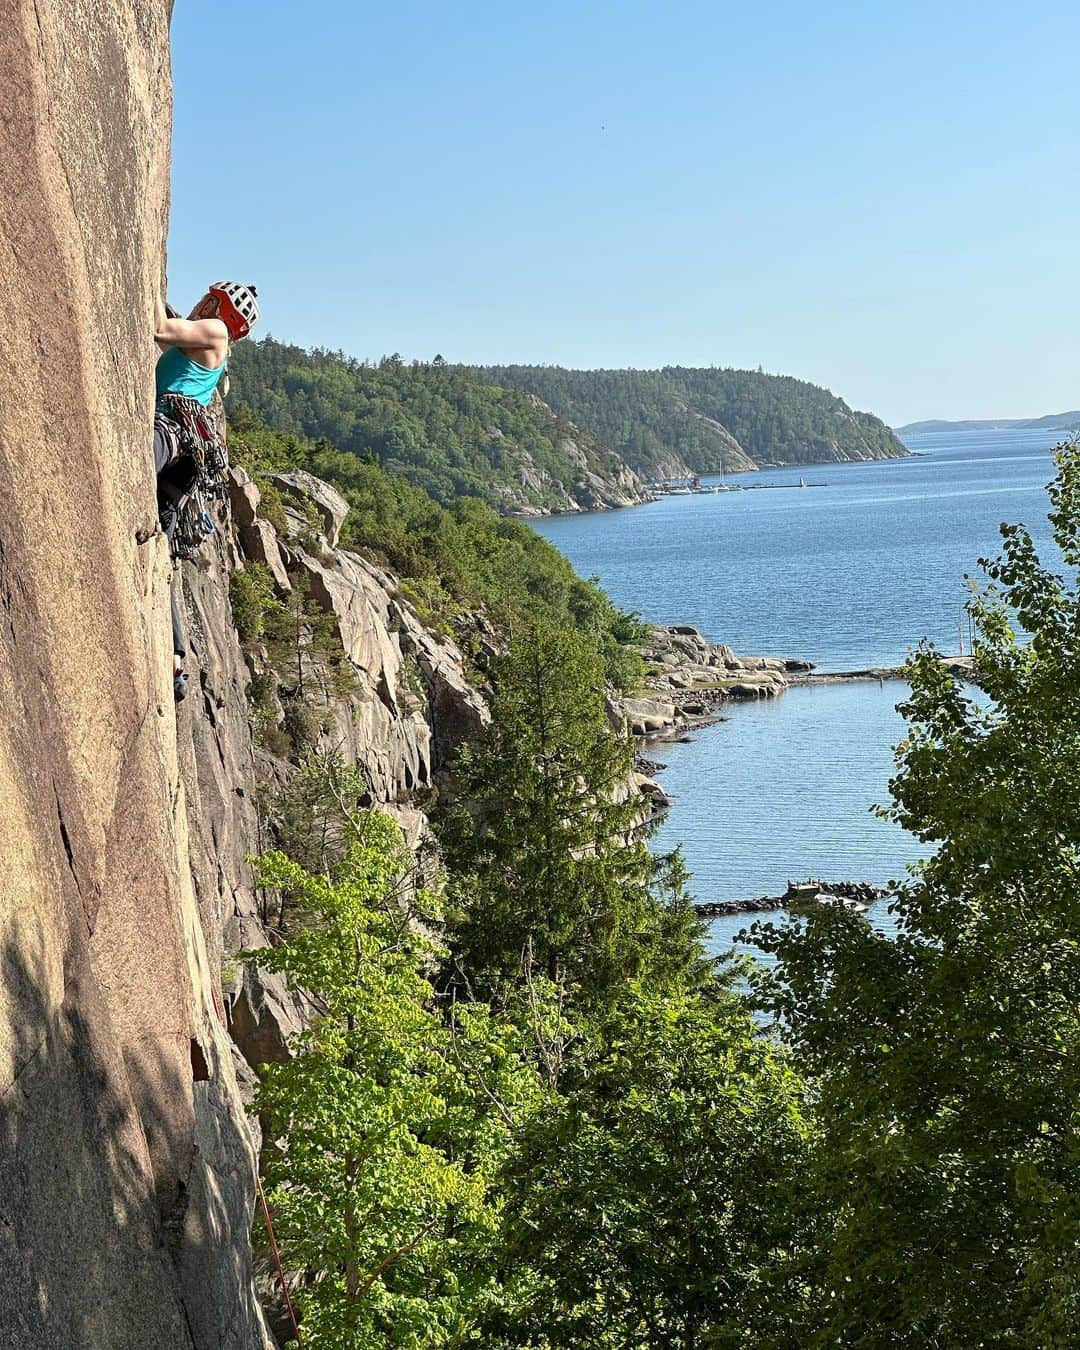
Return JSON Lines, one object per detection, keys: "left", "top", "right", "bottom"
{"left": 531, "top": 427, "right": 1069, "bottom": 957}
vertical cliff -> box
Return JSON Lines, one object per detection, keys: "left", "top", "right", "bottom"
{"left": 0, "top": 5, "right": 690, "bottom": 1342}
{"left": 0, "top": 2, "right": 269, "bottom": 1345}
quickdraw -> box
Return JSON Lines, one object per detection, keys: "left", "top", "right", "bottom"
{"left": 156, "top": 392, "right": 229, "bottom": 560}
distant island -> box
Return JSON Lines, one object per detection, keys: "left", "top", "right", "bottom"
{"left": 897, "top": 411, "right": 1080, "bottom": 436}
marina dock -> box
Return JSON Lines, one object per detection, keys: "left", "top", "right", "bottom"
{"left": 647, "top": 474, "right": 828, "bottom": 496}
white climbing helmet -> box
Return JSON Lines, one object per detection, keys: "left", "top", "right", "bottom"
{"left": 208, "top": 281, "right": 260, "bottom": 340}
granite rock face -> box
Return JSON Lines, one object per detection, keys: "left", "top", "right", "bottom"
{"left": 0, "top": 4, "right": 271, "bottom": 1345}
{"left": 271, "top": 470, "right": 350, "bottom": 547}
{"left": 681, "top": 408, "right": 758, "bottom": 474}
{"left": 227, "top": 467, "right": 490, "bottom": 807}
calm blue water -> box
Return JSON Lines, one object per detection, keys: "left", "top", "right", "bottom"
{"left": 531, "top": 427, "right": 1069, "bottom": 955}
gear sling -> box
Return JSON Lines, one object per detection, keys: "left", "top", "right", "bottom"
{"left": 153, "top": 389, "right": 229, "bottom": 659}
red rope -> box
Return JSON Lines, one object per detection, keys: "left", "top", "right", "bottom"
{"left": 256, "top": 1173, "right": 303, "bottom": 1347}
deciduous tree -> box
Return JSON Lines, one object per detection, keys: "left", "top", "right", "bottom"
{"left": 755, "top": 442, "right": 1080, "bottom": 1345}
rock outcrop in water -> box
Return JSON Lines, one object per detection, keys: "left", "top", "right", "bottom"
{"left": 612, "top": 625, "right": 812, "bottom": 739}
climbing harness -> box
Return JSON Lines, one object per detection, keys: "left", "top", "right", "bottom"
{"left": 156, "top": 391, "right": 229, "bottom": 560}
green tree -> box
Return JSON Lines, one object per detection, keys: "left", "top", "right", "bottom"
{"left": 250, "top": 818, "right": 536, "bottom": 1348}
{"left": 755, "top": 442, "right": 1080, "bottom": 1345}
{"left": 262, "top": 574, "right": 349, "bottom": 701}
{"left": 271, "top": 751, "right": 372, "bottom": 880}
{"left": 492, "top": 983, "right": 813, "bottom": 1348}
{"left": 229, "top": 562, "right": 278, "bottom": 645}
{"left": 440, "top": 621, "right": 704, "bottom": 1003}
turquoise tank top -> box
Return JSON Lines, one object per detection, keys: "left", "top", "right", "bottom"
{"left": 155, "top": 347, "right": 227, "bottom": 406}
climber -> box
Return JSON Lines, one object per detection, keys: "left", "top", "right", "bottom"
{"left": 154, "top": 282, "right": 259, "bottom": 700}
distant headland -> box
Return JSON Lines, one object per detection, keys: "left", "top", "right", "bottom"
{"left": 896, "top": 411, "right": 1080, "bottom": 436}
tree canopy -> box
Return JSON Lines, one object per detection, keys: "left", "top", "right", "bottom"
{"left": 752, "top": 441, "right": 1080, "bottom": 1345}
{"left": 228, "top": 339, "right": 635, "bottom": 514}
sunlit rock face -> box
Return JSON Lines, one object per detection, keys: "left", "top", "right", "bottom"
{"left": 0, "top": 3, "right": 270, "bottom": 1345}
{"left": 224, "top": 465, "right": 491, "bottom": 808}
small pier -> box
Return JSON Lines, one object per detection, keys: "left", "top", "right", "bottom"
{"left": 787, "top": 655, "right": 977, "bottom": 686}
{"left": 646, "top": 473, "right": 830, "bottom": 496}
{"left": 743, "top": 479, "right": 827, "bottom": 490}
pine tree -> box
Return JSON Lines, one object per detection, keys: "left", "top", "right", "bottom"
{"left": 440, "top": 621, "right": 703, "bottom": 1003}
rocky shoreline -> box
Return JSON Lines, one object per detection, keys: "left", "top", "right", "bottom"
{"left": 695, "top": 879, "right": 889, "bottom": 918}
{"left": 618, "top": 628, "right": 981, "bottom": 810}
{"left": 613, "top": 623, "right": 812, "bottom": 810}
{"left": 615, "top": 624, "right": 811, "bottom": 740}
{"left": 615, "top": 627, "right": 962, "bottom": 911}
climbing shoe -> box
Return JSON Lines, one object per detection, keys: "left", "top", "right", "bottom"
{"left": 174, "top": 669, "right": 189, "bottom": 703}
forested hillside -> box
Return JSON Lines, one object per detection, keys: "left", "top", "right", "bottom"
{"left": 228, "top": 340, "right": 646, "bottom": 515}
{"left": 474, "top": 364, "right": 908, "bottom": 474}
{"left": 229, "top": 343, "right": 905, "bottom": 517}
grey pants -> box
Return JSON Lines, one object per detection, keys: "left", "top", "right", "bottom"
{"left": 153, "top": 423, "right": 186, "bottom": 659}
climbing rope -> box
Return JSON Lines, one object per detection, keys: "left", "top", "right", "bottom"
{"left": 256, "top": 1172, "right": 303, "bottom": 1347}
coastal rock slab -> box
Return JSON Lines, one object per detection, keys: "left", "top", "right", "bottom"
{"left": 227, "top": 469, "right": 291, "bottom": 591}
{"left": 392, "top": 594, "right": 491, "bottom": 766}
{"left": 620, "top": 697, "right": 678, "bottom": 735}
{"left": 272, "top": 470, "right": 350, "bottom": 546}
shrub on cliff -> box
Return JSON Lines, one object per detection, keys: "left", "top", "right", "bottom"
{"left": 228, "top": 563, "right": 277, "bottom": 645}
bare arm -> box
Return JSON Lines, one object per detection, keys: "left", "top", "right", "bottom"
{"left": 154, "top": 314, "right": 229, "bottom": 353}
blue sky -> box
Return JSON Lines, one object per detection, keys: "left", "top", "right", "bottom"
{"left": 169, "top": 1, "right": 1080, "bottom": 425}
